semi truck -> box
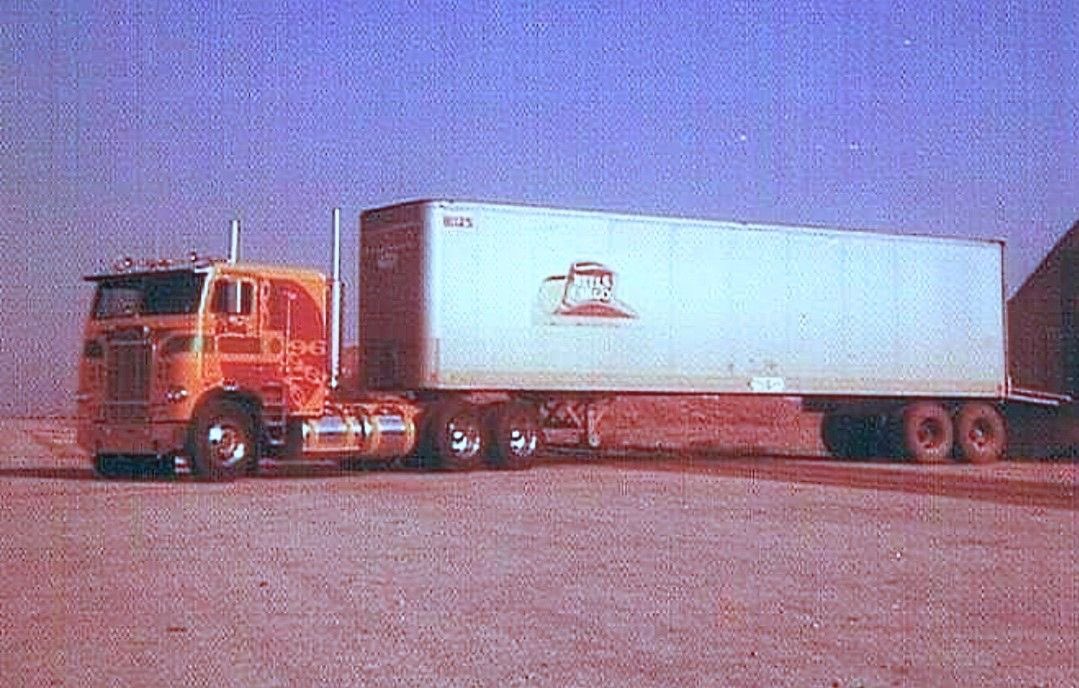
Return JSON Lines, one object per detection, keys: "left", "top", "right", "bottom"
{"left": 76, "top": 200, "right": 1019, "bottom": 479}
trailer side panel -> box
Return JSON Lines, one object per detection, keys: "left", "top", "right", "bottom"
{"left": 361, "top": 201, "right": 1006, "bottom": 398}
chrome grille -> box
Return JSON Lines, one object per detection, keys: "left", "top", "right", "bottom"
{"left": 105, "top": 330, "right": 152, "bottom": 422}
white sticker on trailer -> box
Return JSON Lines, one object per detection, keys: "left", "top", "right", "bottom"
{"left": 750, "top": 376, "right": 786, "bottom": 392}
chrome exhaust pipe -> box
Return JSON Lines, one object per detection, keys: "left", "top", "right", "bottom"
{"left": 228, "top": 218, "right": 241, "bottom": 264}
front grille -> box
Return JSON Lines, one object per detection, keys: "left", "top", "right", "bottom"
{"left": 105, "top": 330, "right": 152, "bottom": 422}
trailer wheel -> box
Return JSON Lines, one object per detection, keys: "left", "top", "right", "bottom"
{"left": 955, "top": 402, "right": 1006, "bottom": 464}
{"left": 487, "top": 401, "right": 542, "bottom": 470}
{"left": 429, "top": 401, "right": 485, "bottom": 471}
{"left": 822, "top": 414, "right": 851, "bottom": 458}
{"left": 821, "top": 414, "right": 867, "bottom": 459}
{"left": 189, "top": 400, "right": 255, "bottom": 481}
{"left": 821, "top": 414, "right": 892, "bottom": 460}
{"left": 93, "top": 454, "right": 123, "bottom": 479}
{"left": 900, "top": 401, "right": 954, "bottom": 463}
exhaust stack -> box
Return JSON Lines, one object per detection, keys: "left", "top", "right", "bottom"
{"left": 228, "top": 219, "right": 241, "bottom": 264}
{"left": 329, "top": 208, "right": 343, "bottom": 390}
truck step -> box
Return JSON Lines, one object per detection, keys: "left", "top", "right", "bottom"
{"left": 261, "top": 382, "right": 289, "bottom": 448}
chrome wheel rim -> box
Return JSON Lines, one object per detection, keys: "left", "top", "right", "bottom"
{"left": 207, "top": 421, "right": 248, "bottom": 467}
{"left": 968, "top": 419, "right": 993, "bottom": 449}
{"left": 446, "top": 418, "right": 482, "bottom": 459}
{"left": 507, "top": 425, "right": 538, "bottom": 456}
{"left": 916, "top": 418, "right": 946, "bottom": 449}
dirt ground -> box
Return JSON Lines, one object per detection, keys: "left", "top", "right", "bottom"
{"left": 0, "top": 415, "right": 1075, "bottom": 687}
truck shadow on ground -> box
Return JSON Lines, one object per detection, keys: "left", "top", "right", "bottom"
{"left": 1, "top": 453, "right": 1073, "bottom": 510}
{"left": 0, "top": 466, "right": 102, "bottom": 481}
{"left": 550, "top": 449, "right": 1076, "bottom": 511}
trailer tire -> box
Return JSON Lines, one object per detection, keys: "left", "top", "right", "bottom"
{"left": 821, "top": 414, "right": 855, "bottom": 458}
{"left": 189, "top": 400, "right": 255, "bottom": 481}
{"left": 955, "top": 402, "right": 1006, "bottom": 464}
{"left": 900, "top": 401, "right": 954, "bottom": 463}
{"left": 821, "top": 414, "right": 892, "bottom": 460}
{"left": 429, "top": 401, "right": 485, "bottom": 471}
{"left": 821, "top": 414, "right": 872, "bottom": 459}
{"left": 93, "top": 454, "right": 123, "bottom": 479}
{"left": 487, "top": 401, "right": 542, "bottom": 470}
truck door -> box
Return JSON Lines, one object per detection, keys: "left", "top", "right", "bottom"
{"left": 210, "top": 275, "right": 288, "bottom": 410}
{"left": 211, "top": 277, "right": 258, "bottom": 349}
{"left": 264, "top": 277, "right": 328, "bottom": 414}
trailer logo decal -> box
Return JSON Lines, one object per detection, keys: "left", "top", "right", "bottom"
{"left": 536, "top": 262, "right": 637, "bottom": 325}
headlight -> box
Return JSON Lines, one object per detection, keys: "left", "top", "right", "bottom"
{"left": 165, "top": 387, "right": 189, "bottom": 403}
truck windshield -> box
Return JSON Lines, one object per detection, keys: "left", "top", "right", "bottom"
{"left": 92, "top": 272, "right": 207, "bottom": 319}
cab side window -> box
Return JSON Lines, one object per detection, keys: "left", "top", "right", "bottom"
{"left": 211, "top": 280, "right": 254, "bottom": 315}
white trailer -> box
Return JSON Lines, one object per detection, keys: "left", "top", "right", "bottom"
{"left": 359, "top": 200, "right": 1009, "bottom": 464}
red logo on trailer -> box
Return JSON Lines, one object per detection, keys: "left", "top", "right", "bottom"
{"left": 537, "top": 262, "right": 637, "bottom": 324}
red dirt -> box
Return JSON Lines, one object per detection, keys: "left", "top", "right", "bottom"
{"left": 0, "top": 418, "right": 1075, "bottom": 686}
{"left": 605, "top": 394, "right": 825, "bottom": 456}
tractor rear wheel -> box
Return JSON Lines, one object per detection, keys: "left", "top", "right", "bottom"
{"left": 428, "top": 401, "right": 485, "bottom": 471}
{"left": 487, "top": 401, "right": 542, "bottom": 470}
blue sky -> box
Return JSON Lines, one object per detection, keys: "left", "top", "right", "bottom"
{"left": 1, "top": 0, "right": 1077, "bottom": 414}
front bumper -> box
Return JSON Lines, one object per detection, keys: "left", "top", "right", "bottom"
{"left": 78, "top": 418, "right": 188, "bottom": 457}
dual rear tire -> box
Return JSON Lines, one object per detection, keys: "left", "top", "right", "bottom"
{"left": 486, "top": 401, "right": 542, "bottom": 470}
{"left": 952, "top": 401, "right": 1008, "bottom": 464}
{"left": 421, "top": 399, "right": 543, "bottom": 471}
{"left": 902, "top": 400, "right": 1006, "bottom": 464}
{"left": 823, "top": 401, "right": 1006, "bottom": 464}
{"left": 900, "top": 401, "right": 955, "bottom": 463}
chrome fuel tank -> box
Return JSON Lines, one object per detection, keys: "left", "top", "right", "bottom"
{"left": 300, "top": 401, "right": 418, "bottom": 460}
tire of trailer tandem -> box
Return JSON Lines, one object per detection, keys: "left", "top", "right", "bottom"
{"left": 427, "top": 400, "right": 486, "bottom": 471}
{"left": 486, "top": 401, "right": 542, "bottom": 470}
{"left": 899, "top": 401, "right": 955, "bottom": 463}
{"left": 93, "top": 454, "right": 123, "bottom": 479}
{"left": 188, "top": 400, "right": 256, "bottom": 481}
{"left": 820, "top": 414, "right": 893, "bottom": 460}
{"left": 954, "top": 401, "right": 1006, "bottom": 464}
{"left": 822, "top": 414, "right": 864, "bottom": 459}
